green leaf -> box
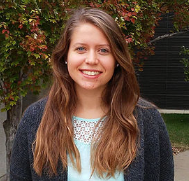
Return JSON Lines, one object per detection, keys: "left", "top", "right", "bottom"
{"left": 33, "top": 53, "right": 40, "bottom": 59}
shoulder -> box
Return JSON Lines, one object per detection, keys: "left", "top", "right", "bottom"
{"left": 136, "top": 97, "right": 160, "bottom": 117}
{"left": 135, "top": 98, "right": 164, "bottom": 129}
{"left": 137, "top": 97, "right": 156, "bottom": 109}
{"left": 23, "top": 97, "right": 47, "bottom": 118}
{"left": 135, "top": 98, "right": 170, "bottom": 148}
{"left": 19, "top": 97, "right": 48, "bottom": 132}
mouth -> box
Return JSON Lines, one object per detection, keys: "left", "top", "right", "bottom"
{"left": 81, "top": 70, "right": 102, "bottom": 76}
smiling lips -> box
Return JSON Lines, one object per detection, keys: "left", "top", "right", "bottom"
{"left": 80, "top": 70, "right": 102, "bottom": 76}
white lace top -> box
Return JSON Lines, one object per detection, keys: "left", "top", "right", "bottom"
{"left": 73, "top": 116, "right": 104, "bottom": 144}
{"left": 67, "top": 116, "right": 124, "bottom": 181}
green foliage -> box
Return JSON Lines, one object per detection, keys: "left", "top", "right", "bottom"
{"left": 180, "top": 46, "right": 189, "bottom": 81}
{"left": 0, "top": 2, "right": 50, "bottom": 110}
{"left": 0, "top": 0, "right": 189, "bottom": 111}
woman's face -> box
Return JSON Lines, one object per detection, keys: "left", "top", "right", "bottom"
{"left": 67, "top": 23, "right": 116, "bottom": 93}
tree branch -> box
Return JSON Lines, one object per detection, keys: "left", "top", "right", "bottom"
{"left": 148, "top": 29, "right": 189, "bottom": 45}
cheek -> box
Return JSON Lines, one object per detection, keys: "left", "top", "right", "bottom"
{"left": 104, "top": 57, "right": 116, "bottom": 73}
{"left": 67, "top": 55, "right": 77, "bottom": 72}
{"left": 67, "top": 53, "right": 84, "bottom": 66}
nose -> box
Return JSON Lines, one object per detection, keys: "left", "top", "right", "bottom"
{"left": 85, "top": 50, "right": 98, "bottom": 64}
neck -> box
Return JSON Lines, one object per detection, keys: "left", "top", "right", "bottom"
{"left": 74, "top": 87, "right": 107, "bottom": 119}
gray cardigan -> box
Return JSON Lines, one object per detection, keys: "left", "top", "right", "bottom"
{"left": 10, "top": 98, "right": 174, "bottom": 181}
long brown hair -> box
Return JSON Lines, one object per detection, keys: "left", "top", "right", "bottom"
{"left": 33, "top": 8, "right": 140, "bottom": 178}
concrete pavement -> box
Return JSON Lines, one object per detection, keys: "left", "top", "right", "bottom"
{"left": 174, "top": 150, "right": 189, "bottom": 181}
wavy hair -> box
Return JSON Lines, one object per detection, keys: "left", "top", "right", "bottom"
{"left": 33, "top": 8, "right": 140, "bottom": 178}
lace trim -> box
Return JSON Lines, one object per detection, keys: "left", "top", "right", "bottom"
{"left": 72, "top": 117, "right": 104, "bottom": 144}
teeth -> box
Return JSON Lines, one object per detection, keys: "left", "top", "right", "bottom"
{"left": 82, "top": 71, "right": 100, "bottom": 76}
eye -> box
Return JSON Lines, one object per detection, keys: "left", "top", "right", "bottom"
{"left": 99, "top": 48, "right": 110, "bottom": 54}
{"left": 75, "top": 46, "right": 86, "bottom": 52}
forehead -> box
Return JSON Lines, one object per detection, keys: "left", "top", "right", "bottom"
{"left": 70, "top": 23, "right": 109, "bottom": 44}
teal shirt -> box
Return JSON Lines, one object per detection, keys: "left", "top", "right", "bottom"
{"left": 68, "top": 116, "right": 124, "bottom": 181}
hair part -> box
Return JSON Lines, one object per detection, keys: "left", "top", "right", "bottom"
{"left": 33, "top": 8, "right": 140, "bottom": 178}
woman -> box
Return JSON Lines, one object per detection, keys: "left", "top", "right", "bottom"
{"left": 10, "top": 8, "right": 174, "bottom": 181}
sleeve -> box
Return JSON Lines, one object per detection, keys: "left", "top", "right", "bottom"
{"left": 142, "top": 106, "right": 174, "bottom": 181}
{"left": 10, "top": 110, "right": 33, "bottom": 181}
{"left": 156, "top": 110, "right": 174, "bottom": 181}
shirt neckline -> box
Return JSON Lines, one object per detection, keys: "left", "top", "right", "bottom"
{"left": 72, "top": 116, "right": 100, "bottom": 122}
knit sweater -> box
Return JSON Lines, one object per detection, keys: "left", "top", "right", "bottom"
{"left": 10, "top": 98, "right": 174, "bottom": 181}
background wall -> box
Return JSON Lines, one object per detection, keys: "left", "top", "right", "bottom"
{"left": 137, "top": 14, "right": 189, "bottom": 109}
